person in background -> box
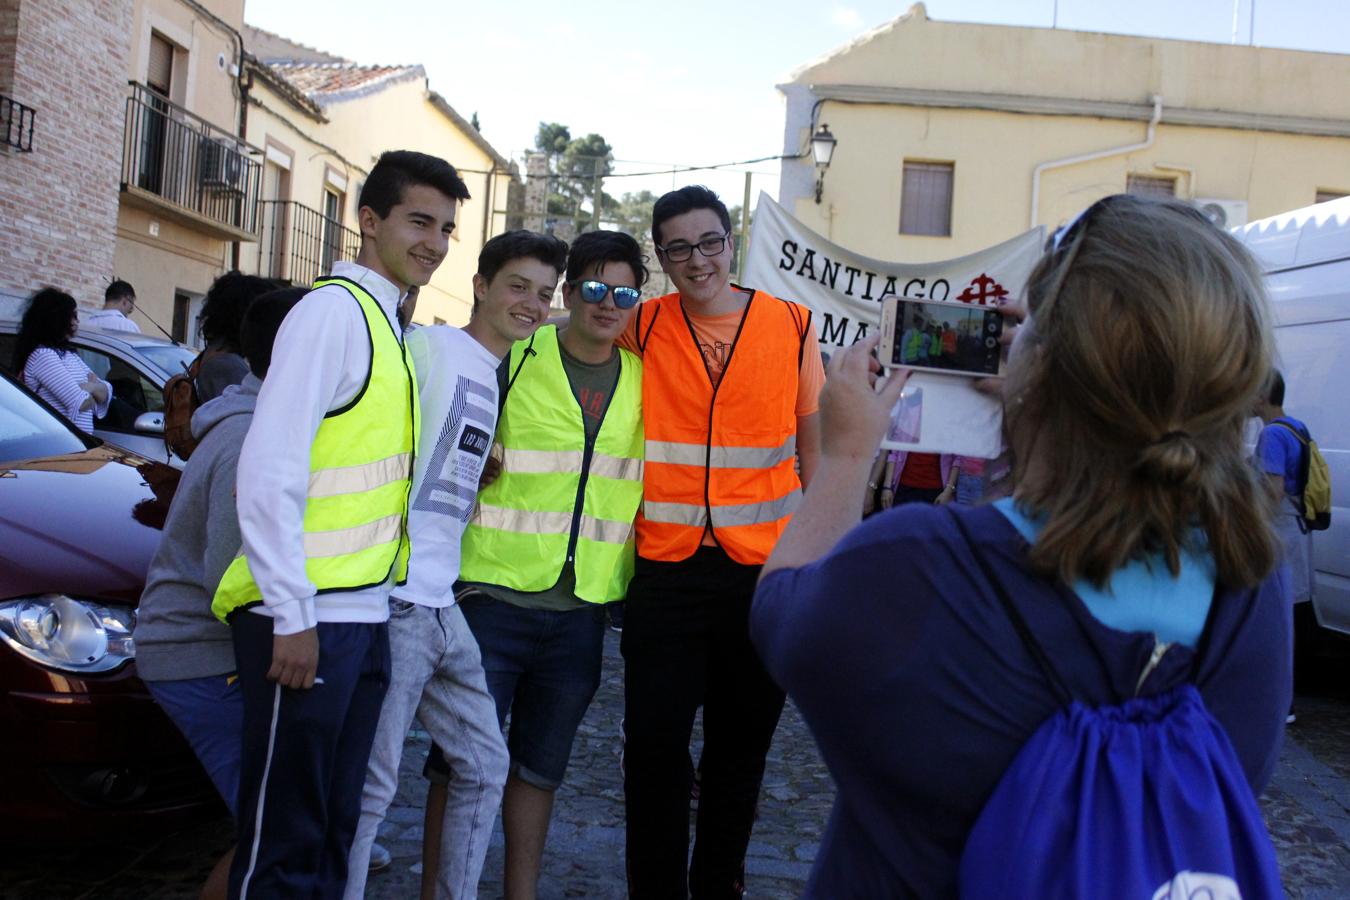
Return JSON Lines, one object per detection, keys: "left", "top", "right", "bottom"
{"left": 15, "top": 288, "right": 110, "bottom": 431}
{"left": 196, "top": 272, "right": 281, "bottom": 404}
{"left": 751, "top": 195, "right": 1289, "bottom": 894}
{"left": 133, "top": 286, "right": 306, "bottom": 900}
{"left": 86, "top": 279, "right": 141, "bottom": 333}
{"left": 1254, "top": 368, "right": 1314, "bottom": 724}
{"left": 880, "top": 450, "right": 959, "bottom": 508}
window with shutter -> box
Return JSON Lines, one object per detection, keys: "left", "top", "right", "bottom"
{"left": 1126, "top": 174, "right": 1176, "bottom": 198}
{"left": 147, "top": 33, "right": 173, "bottom": 97}
{"left": 900, "top": 161, "right": 954, "bottom": 237}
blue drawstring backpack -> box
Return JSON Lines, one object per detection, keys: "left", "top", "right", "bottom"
{"left": 951, "top": 516, "right": 1285, "bottom": 899}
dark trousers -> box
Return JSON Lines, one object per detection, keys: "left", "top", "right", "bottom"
{"left": 621, "top": 546, "right": 787, "bottom": 899}
{"left": 893, "top": 484, "right": 943, "bottom": 506}
{"left": 228, "top": 614, "right": 390, "bottom": 900}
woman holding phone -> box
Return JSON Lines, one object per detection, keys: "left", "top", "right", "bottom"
{"left": 750, "top": 195, "right": 1289, "bottom": 896}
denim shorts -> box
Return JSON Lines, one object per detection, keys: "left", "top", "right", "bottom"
{"left": 145, "top": 673, "right": 243, "bottom": 815}
{"left": 434, "top": 589, "right": 606, "bottom": 791}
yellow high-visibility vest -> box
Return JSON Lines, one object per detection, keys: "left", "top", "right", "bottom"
{"left": 459, "top": 325, "right": 643, "bottom": 603}
{"left": 212, "top": 277, "right": 419, "bottom": 622}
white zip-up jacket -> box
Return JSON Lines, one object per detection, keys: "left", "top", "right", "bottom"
{"left": 234, "top": 262, "right": 405, "bottom": 635}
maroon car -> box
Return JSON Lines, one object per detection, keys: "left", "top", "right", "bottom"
{"left": 0, "top": 371, "right": 219, "bottom": 841}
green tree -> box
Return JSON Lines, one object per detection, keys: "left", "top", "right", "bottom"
{"left": 534, "top": 122, "right": 571, "bottom": 157}
{"left": 534, "top": 123, "right": 614, "bottom": 235}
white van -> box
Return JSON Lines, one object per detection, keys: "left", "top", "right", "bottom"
{"left": 1234, "top": 196, "right": 1350, "bottom": 635}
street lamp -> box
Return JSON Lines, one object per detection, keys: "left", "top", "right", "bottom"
{"left": 812, "top": 124, "right": 837, "bottom": 204}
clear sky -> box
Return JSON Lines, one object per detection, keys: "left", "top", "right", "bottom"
{"left": 243, "top": 0, "right": 1350, "bottom": 206}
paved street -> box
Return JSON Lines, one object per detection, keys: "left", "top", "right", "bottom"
{"left": 6, "top": 631, "right": 1350, "bottom": 898}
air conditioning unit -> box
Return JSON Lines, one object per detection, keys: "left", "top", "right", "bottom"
{"left": 1194, "top": 198, "right": 1248, "bottom": 229}
{"left": 199, "top": 137, "right": 245, "bottom": 193}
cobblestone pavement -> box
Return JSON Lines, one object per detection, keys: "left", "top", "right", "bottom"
{"left": 6, "top": 632, "right": 1350, "bottom": 898}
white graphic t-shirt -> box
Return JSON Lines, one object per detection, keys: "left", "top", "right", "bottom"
{"left": 396, "top": 325, "right": 501, "bottom": 608}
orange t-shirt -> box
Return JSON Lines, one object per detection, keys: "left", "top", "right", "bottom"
{"left": 618, "top": 299, "right": 825, "bottom": 416}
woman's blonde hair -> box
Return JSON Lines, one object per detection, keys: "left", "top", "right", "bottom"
{"left": 1007, "top": 194, "right": 1278, "bottom": 589}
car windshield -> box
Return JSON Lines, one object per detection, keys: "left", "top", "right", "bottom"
{"left": 136, "top": 344, "right": 199, "bottom": 376}
{"left": 0, "top": 375, "right": 89, "bottom": 462}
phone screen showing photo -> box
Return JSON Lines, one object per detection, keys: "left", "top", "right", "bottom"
{"left": 881, "top": 298, "right": 1004, "bottom": 378}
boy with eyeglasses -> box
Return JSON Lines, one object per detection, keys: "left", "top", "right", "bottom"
{"left": 617, "top": 185, "right": 824, "bottom": 898}
{"left": 426, "top": 229, "right": 647, "bottom": 899}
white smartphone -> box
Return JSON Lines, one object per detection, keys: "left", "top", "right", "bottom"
{"left": 879, "top": 296, "right": 1006, "bottom": 378}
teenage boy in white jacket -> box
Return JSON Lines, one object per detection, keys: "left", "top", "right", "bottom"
{"left": 222, "top": 150, "right": 468, "bottom": 899}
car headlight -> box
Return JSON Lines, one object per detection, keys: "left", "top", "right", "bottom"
{"left": 0, "top": 594, "right": 136, "bottom": 674}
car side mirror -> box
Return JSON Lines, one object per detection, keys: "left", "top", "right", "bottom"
{"left": 133, "top": 411, "right": 165, "bottom": 435}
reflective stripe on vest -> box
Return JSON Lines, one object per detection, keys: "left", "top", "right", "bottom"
{"left": 211, "top": 278, "right": 419, "bottom": 621}
{"left": 498, "top": 446, "right": 643, "bottom": 482}
{"left": 636, "top": 290, "right": 807, "bottom": 566}
{"left": 641, "top": 490, "right": 801, "bottom": 529}
{"left": 645, "top": 434, "right": 797, "bottom": 470}
{"left": 459, "top": 325, "right": 643, "bottom": 603}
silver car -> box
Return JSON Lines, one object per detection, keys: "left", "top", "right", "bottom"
{"left": 0, "top": 319, "right": 198, "bottom": 467}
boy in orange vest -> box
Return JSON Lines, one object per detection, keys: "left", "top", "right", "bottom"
{"left": 618, "top": 185, "right": 825, "bottom": 897}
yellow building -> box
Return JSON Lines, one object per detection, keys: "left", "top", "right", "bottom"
{"left": 239, "top": 26, "right": 516, "bottom": 326}
{"left": 777, "top": 3, "right": 1350, "bottom": 263}
{"left": 114, "top": 0, "right": 257, "bottom": 339}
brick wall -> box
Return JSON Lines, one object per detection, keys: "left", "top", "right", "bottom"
{"left": 0, "top": 1, "right": 19, "bottom": 91}
{"left": 0, "top": 0, "right": 130, "bottom": 315}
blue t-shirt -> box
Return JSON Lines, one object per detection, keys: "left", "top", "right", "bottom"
{"left": 1258, "top": 416, "right": 1307, "bottom": 499}
{"left": 750, "top": 503, "right": 1291, "bottom": 898}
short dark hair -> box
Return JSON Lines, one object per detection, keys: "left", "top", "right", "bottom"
{"left": 478, "top": 230, "right": 568, "bottom": 284}
{"left": 359, "top": 150, "right": 471, "bottom": 219}
{"left": 200, "top": 271, "right": 282, "bottom": 351}
{"left": 1265, "top": 369, "right": 1286, "bottom": 407}
{"left": 651, "top": 185, "right": 732, "bottom": 247}
{"left": 240, "top": 287, "right": 307, "bottom": 378}
{"left": 565, "top": 230, "right": 648, "bottom": 287}
{"left": 15, "top": 288, "right": 76, "bottom": 373}
{"left": 105, "top": 279, "right": 135, "bottom": 304}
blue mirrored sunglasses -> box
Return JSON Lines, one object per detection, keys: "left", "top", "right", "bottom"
{"left": 577, "top": 279, "right": 641, "bottom": 309}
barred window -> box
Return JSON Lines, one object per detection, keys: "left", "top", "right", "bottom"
{"left": 900, "top": 161, "right": 954, "bottom": 237}
{"left": 1126, "top": 174, "right": 1177, "bottom": 198}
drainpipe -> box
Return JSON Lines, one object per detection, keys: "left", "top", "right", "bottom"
{"left": 1029, "top": 94, "right": 1163, "bottom": 228}
{"left": 481, "top": 163, "right": 497, "bottom": 248}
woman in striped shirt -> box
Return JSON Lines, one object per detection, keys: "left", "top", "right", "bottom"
{"left": 15, "top": 288, "right": 111, "bottom": 431}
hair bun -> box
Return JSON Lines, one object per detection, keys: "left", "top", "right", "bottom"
{"left": 1135, "top": 431, "right": 1201, "bottom": 485}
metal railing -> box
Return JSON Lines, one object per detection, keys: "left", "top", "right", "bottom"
{"left": 256, "top": 200, "right": 361, "bottom": 286}
{"left": 120, "top": 82, "right": 261, "bottom": 235}
{"left": 1, "top": 94, "right": 36, "bottom": 152}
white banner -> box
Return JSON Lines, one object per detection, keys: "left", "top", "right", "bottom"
{"left": 743, "top": 193, "right": 1044, "bottom": 458}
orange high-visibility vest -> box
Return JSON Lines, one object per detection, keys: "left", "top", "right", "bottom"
{"left": 635, "top": 289, "right": 812, "bottom": 565}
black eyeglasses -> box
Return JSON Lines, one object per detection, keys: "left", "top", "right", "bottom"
{"left": 656, "top": 232, "right": 729, "bottom": 263}
{"left": 573, "top": 279, "right": 641, "bottom": 310}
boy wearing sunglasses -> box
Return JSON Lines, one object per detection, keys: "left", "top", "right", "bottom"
{"left": 442, "top": 229, "right": 648, "bottom": 898}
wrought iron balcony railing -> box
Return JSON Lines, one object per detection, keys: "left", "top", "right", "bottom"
{"left": 120, "top": 82, "right": 261, "bottom": 238}
{"left": 256, "top": 200, "right": 361, "bottom": 287}
{"left": 1, "top": 94, "right": 36, "bottom": 152}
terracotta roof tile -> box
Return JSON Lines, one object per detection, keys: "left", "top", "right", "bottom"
{"left": 269, "top": 63, "right": 424, "bottom": 100}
